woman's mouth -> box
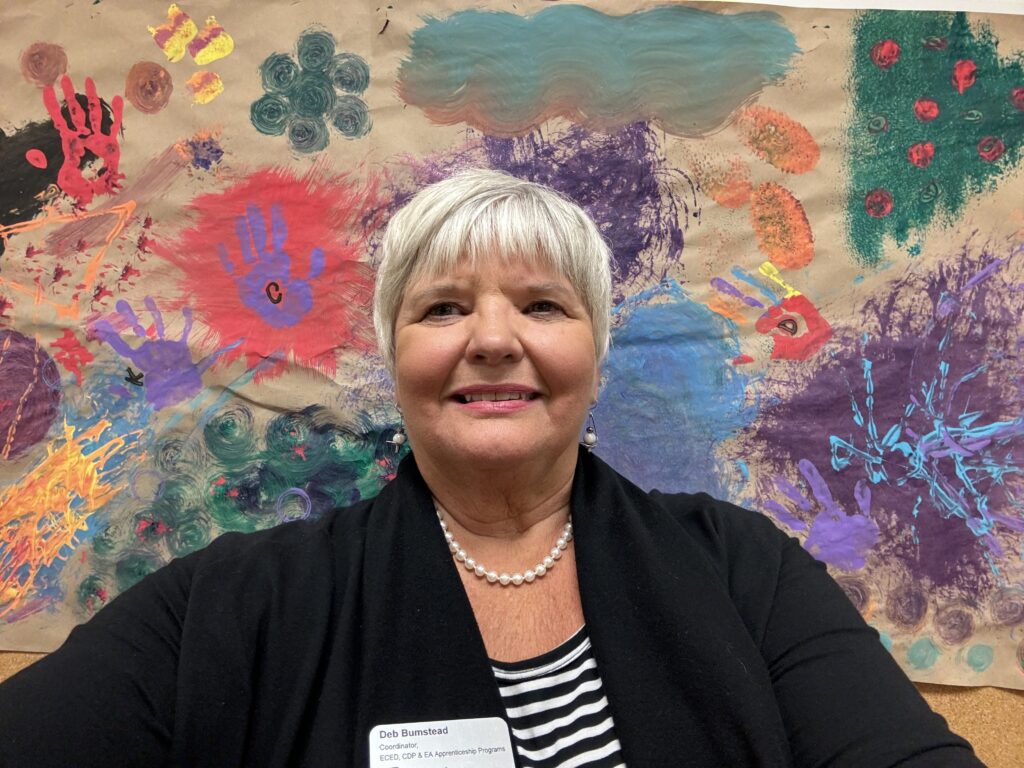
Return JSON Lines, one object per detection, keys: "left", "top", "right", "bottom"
{"left": 455, "top": 391, "right": 538, "bottom": 404}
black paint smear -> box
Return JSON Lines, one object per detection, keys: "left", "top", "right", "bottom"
{"left": 0, "top": 120, "right": 62, "bottom": 257}
{"left": 0, "top": 95, "right": 117, "bottom": 258}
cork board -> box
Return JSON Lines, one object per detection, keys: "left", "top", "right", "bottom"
{"left": 1, "top": 652, "right": 1022, "bottom": 766}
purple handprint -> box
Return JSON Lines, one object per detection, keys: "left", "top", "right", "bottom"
{"left": 93, "top": 297, "right": 237, "bottom": 410}
{"left": 217, "top": 204, "right": 324, "bottom": 328}
{"left": 764, "top": 459, "right": 880, "bottom": 572}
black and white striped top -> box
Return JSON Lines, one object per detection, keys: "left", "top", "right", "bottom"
{"left": 491, "top": 626, "right": 627, "bottom": 768}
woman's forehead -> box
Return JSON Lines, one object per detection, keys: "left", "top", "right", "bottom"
{"left": 414, "top": 248, "right": 570, "bottom": 284}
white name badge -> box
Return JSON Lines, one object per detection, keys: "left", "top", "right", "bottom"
{"left": 369, "top": 717, "right": 515, "bottom": 767}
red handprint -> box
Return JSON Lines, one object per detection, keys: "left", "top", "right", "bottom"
{"left": 42, "top": 75, "right": 124, "bottom": 207}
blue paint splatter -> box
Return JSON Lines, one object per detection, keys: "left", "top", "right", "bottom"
{"left": 965, "top": 644, "right": 994, "bottom": 672}
{"left": 878, "top": 630, "right": 894, "bottom": 653}
{"left": 907, "top": 637, "right": 941, "bottom": 669}
{"left": 595, "top": 280, "right": 754, "bottom": 496}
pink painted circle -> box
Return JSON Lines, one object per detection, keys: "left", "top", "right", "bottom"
{"left": 0, "top": 330, "right": 62, "bottom": 461}
{"left": 25, "top": 148, "right": 48, "bottom": 169}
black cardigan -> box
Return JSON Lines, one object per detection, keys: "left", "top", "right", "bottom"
{"left": 0, "top": 450, "right": 982, "bottom": 767}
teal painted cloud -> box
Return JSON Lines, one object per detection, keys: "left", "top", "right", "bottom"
{"left": 397, "top": 5, "right": 800, "bottom": 137}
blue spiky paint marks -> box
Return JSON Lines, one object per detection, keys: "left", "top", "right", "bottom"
{"left": 754, "top": 238, "right": 1024, "bottom": 596}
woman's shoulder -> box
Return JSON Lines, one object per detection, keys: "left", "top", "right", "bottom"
{"left": 133, "top": 494, "right": 382, "bottom": 617}
{"left": 647, "top": 488, "right": 787, "bottom": 544}
{"left": 645, "top": 488, "right": 789, "bottom": 582}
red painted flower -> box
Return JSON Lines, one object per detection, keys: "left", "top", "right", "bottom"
{"left": 914, "top": 98, "right": 940, "bottom": 122}
{"left": 1011, "top": 86, "right": 1024, "bottom": 111}
{"left": 870, "top": 39, "right": 901, "bottom": 69}
{"left": 907, "top": 141, "right": 935, "bottom": 168}
{"left": 864, "top": 188, "right": 894, "bottom": 218}
{"left": 952, "top": 60, "right": 978, "bottom": 94}
{"left": 977, "top": 136, "right": 1005, "bottom": 163}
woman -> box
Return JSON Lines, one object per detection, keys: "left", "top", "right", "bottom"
{"left": 0, "top": 170, "right": 982, "bottom": 767}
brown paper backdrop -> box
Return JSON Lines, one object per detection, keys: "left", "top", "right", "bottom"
{"left": 2, "top": 0, "right": 1024, "bottom": 743}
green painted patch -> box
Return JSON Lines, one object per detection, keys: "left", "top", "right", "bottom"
{"left": 847, "top": 11, "right": 1024, "bottom": 266}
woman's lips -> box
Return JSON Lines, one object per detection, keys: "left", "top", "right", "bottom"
{"left": 455, "top": 397, "right": 536, "bottom": 412}
{"left": 451, "top": 389, "right": 539, "bottom": 411}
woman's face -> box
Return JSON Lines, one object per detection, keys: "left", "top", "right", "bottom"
{"left": 393, "top": 254, "right": 599, "bottom": 471}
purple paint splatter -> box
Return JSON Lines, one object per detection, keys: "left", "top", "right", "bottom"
{"left": 482, "top": 124, "right": 693, "bottom": 292}
{"left": 184, "top": 135, "right": 224, "bottom": 170}
{"left": 380, "top": 123, "right": 694, "bottom": 298}
{"left": 753, "top": 237, "right": 1024, "bottom": 597}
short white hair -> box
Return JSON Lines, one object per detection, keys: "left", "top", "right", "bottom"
{"left": 373, "top": 169, "right": 613, "bottom": 372}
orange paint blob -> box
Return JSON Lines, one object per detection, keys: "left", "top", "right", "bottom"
{"left": 693, "top": 156, "right": 752, "bottom": 208}
{"left": 749, "top": 182, "right": 814, "bottom": 269}
{"left": 735, "top": 105, "right": 820, "bottom": 175}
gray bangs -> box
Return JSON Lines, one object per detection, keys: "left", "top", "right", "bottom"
{"left": 412, "top": 193, "right": 586, "bottom": 282}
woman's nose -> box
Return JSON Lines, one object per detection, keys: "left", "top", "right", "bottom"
{"left": 465, "top": 305, "right": 524, "bottom": 364}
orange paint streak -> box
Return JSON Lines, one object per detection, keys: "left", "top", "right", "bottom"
{"left": 0, "top": 420, "right": 133, "bottom": 618}
{"left": 749, "top": 182, "right": 815, "bottom": 270}
{"left": 735, "top": 106, "right": 820, "bottom": 175}
{"left": 705, "top": 296, "right": 746, "bottom": 324}
{"left": 0, "top": 202, "right": 135, "bottom": 320}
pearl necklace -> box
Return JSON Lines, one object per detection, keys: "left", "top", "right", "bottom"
{"left": 436, "top": 508, "right": 573, "bottom": 587}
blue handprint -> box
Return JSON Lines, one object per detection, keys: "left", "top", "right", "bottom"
{"left": 93, "top": 297, "right": 238, "bottom": 410}
{"left": 217, "top": 203, "right": 324, "bottom": 328}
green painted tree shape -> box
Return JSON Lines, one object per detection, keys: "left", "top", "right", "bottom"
{"left": 847, "top": 11, "right": 1024, "bottom": 266}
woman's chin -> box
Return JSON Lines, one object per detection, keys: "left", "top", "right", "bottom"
{"left": 422, "top": 435, "right": 577, "bottom": 473}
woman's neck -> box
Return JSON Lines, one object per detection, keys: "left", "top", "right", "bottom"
{"left": 415, "top": 449, "right": 577, "bottom": 539}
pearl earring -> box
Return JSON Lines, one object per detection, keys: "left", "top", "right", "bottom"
{"left": 387, "top": 420, "right": 407, "bottom": 453}
{"left": 581, "top": 411, "right": 598, "bottom": 451}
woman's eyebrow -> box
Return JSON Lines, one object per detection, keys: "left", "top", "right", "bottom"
{"left": 523, "top": 282, "right": 574, "bottom": 296}
{"left": 405, "top": 283, "right": 461, "bottom": 305}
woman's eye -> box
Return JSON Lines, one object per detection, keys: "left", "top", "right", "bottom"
{"left": 425, "top": 302, "right": 462, "bottom": 318}
{"left": 526, "top": 300, "right": 562, "bottom": 315}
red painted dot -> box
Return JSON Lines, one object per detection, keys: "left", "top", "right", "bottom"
{"left": 914, "top": 98, "right": 940, "bottom": 122}
{"left": 865, "top": 188, "right": 894, "bottom": 218}
{"left": 907, "top": 141, "right": 935, "bottom": 168}
{"left": 870, "top": 39, "right": 901, "bottom": 69}
{"left": 25, "top": 149, "right": 47, "bottom": 169}
{"left": 977, "top": 136, "right": 1005, "bottom": 163}
{"left": 1011, "top": 86, "right": 1024, "bottom": 111}
{"left": 952, "top": 60, "right": 978, "bottom": 94}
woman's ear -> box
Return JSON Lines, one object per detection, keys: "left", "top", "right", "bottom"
{"left": 590, "top": 364, "right": 603, "bottom": 404}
